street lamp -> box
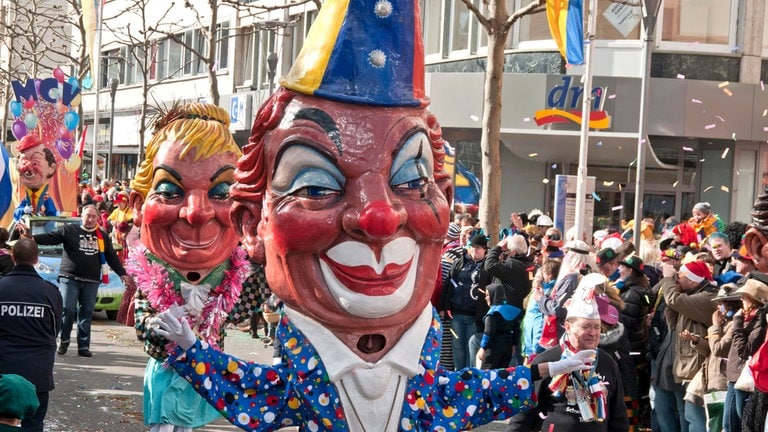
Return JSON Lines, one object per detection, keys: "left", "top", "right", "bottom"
{"left": 266, "top": 52, "right": 278, "bottom": 96}
{"left": 107, "top": 78, "right": 118, "bottom": 180}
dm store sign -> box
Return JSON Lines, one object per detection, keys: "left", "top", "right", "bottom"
{"left": 533, "top": 76, "right": 612, "bottom": 130}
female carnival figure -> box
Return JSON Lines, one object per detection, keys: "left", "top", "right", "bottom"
{"left": 126, "top": 103, "right": 252, "bottom": 432}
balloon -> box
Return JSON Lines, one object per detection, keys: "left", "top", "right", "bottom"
{"left": 67, "top": 76, "right": 79, "bottom": 89}
{"left": 59, "top": 126, "right": 71, "bottom": 138}
{"left": 82, "top": 74, "right": 93, "bottom": 90}
{"left": 56, "top": 136, "right": 74, "bottom": 160}
{"left": 22, "top": 97, "right": 35, "bottom": 110}
{"left": 24, "top": 112, "right": 38, "bottom": 129}
{"left": 9, "top": 101, "right": 22, "bottom": 117}
{"left": 11, "top": 119, "right": 27, "bottom": 140}
{"left": 64, "top": 154, "right": 82, "bottom": 173}
{"left": 63, "top": 111, "right": 79, "bottom": 131}
{"left": 53, "top": 67, "right": 65, "bottom": 83}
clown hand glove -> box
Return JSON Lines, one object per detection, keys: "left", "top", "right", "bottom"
{"left": 548, "top": 349, "right": 596, "bottom": 376}
{"left": 153, "top": 310, "right": 196, "bottom": 351}
{"left": 24, "top": 206, "right": 33, "bottom": 214}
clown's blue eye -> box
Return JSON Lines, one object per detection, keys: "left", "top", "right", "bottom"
{"left": 391, "top": 132, "right": 433, "bottom": 191}
{"left": 209, "top": 182, "right": 231, "bottom": 201}
{"left": 154, "top": 181, "right": 184, "bottom": 200}
{"left": 272, "top": 145, "right": 345, "bottom": 199}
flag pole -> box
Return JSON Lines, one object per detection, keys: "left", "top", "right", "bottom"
{"left": 90, "top": 2, "right": 103, "bottom": 182}
{"left": 573, "top": 0, "right": 597, "bottom": 243}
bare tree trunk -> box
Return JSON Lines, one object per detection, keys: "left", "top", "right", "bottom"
{"left": 478, "top": 4, "right": 508, "bottom": 241}
{"left": 208, "top": 0, "right": 220, "bottom": 105}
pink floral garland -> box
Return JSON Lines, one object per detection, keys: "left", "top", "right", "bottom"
{"left": 127, "top": 243, "right": 250, "bottom": 351}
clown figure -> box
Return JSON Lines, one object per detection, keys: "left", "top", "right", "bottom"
{"left": 126, "top": 103, "right": 256, "bottom": 431}
{"left": 13, "top": 135, "right": 58, "bottom": 220}
{"left": 153, "top": 1, "right": 595, "bottom": 431}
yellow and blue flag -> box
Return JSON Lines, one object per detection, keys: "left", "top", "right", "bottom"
{"left": 546, "top": 0, "right": 584, "bottom": 65}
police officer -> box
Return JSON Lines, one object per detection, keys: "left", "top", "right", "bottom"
{"left": 0, "top": 238, "right": 63, "bottom": 432}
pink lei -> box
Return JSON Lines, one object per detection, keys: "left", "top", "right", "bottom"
{"left": 126, "top": 243, "right": 250, "bottom": 350}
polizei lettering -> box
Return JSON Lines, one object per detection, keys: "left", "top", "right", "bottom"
{"left": 0, "top": 303, "right": 45, "bottom": 318}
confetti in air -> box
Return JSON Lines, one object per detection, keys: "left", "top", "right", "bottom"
{"left": 762, "top": 81, "right": 765, "bottom": 91}
{"left": 612, "top": 205, "right": 623, "bottom": 211}
{"left": 608, "top": 94, "right": 616, "bottom": 99}
{"left": 673, "top": 180, "right": 679, "bottom": 187}
{"left": 732, "top": 132, "right": 737, "bottom": 141}
{"left": 718, "top": 81, "right": 730, "bottom": 88}
{"left": 705, "top": 124, "right": 716, "bottom": 130}
{"left": 603, "top": 181, "right": 614, "bottom": 186}
{"left": 723, "top": 88, "right": 733, "bottom": 96}
{"left": 542, "top": 178, "right": 550, "bottom": 184}
{"left": 597, "top": 141, "right": 603, "bottom": 147}
{"left": 470, "top": 115, "right": 479, "bottom": 121}
{"left": 529, "top": 153, "right": 539, "bottom": 158}
{"left": 592, "top": 192, "right": 601, "bottom": 201}
{"left": 692, "top": 99, "right": 702, "bottom": 104}
{"left": 704, "top": 186, "right": 714, "bottom": 193}
{"left": 763, "top": 109, "right": 767, "bottom": 117}
{"left": 683, "top": 146, "right": 693, "bottom": 152}
{"left": 677, "top": 74, "right": 686, "bottom": 79}
{"left": 551, "top": 164, "right": 558, "bottom": 169}
{"left": 715, "top": 115, "right": 724, "bottom": 122}
{"left": 523, "top": 117, "right": 531, "bottom": 122}
{"left": 721, "top": 185, "right": 729, "bottom": 192}
{"left": 722, "top": 148, "right": 730, "bottom": 159}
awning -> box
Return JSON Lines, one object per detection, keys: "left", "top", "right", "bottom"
{"left": 499, "top": 129, "right": 676, "bottom": 169}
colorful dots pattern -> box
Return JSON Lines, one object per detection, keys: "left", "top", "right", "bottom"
{"left": 168, "top": 309, "right": 536, "bottom": 431}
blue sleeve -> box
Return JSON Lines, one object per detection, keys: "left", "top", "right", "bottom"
{"left": 167, "top": 341, "right": 301, "bottom": 431}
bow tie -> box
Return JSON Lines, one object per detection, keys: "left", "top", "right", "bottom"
{"left": 179, "top": 282, "right": 211, "bottom": 316}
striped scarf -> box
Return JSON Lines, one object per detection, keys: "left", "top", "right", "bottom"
{"left": 94, "top": 228, "right": 109, "bottom": 283}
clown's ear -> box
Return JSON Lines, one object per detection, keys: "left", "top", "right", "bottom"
{"left": 231, "top": 201, "right": 265, "bottom": 264}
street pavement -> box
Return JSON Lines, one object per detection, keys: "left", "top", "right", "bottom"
{"left": 44, "top": 312, "right": 507, "bottom": 431}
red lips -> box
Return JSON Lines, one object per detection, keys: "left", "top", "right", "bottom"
{"left": 321, "top": 258, "right": 413, "bottom": 296}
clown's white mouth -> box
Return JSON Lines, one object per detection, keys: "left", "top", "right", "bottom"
{"left": 320, "top": 237, "right": 418, "bottom": 318}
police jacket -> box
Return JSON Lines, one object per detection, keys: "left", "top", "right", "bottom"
{"left": 0, "top": 264, "right": 63, "bottom": 391}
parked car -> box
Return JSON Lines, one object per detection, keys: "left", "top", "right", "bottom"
{"left": 7, "top": 215, "right": 125, "bottom": 320}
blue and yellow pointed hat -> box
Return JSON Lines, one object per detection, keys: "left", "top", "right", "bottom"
{"left": 281, "top": 0, "right": 427, "bottom": 107}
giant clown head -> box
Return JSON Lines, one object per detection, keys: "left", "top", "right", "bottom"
{"left": 230, "top": 0, "right": 453, "bottom": 360}
{"left": 130, "top": 103, "right": 242, "bottom": 281}
{"left": 15, "top": 135, "right": 57, "bottom": 191}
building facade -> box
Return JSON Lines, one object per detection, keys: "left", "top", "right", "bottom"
{"left": 52, "top": 0, "right": 768, "bottom": 229}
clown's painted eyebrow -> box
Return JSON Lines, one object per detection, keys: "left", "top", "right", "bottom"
{"left": 154, "top": 164, "right": 182, "bottom": 182}
{"left": 209, "top": 165, "right": 235, "bottom": 182}
{"left": 294, "top": 108, "right": 342, "bottom": 155}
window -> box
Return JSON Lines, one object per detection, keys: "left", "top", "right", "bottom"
{"left": 421, "top": 0, "right": 443, "bottom": 56}
{"left": 235, "top": 26, "right": 254, "bottom": 85}
{"left": 217, "top": 22, "right": 229, "bottom": 70}
{"left": 660, "top": 0, "right": 736, "bottom": 49}
{"left": 450, "top": 1, "right": 469, "bottom": 52}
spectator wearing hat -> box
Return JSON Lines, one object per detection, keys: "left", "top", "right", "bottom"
{"left": 508, "top": 273, "right": 629, "bottom": 432}
{"left": 439, "top": 233, "right": 492, "bottom": 370}
{"left": 729, "top": 245, "right": 755, "bottom": 279}
{"left": 473, "top": 283, "right": 522, "bottom": 369}
{"left": 435, "top": 222, "right": 464, "bottom": 371}
{"left": 596, "top": 247, "right": 621, "bottom": 282}
{"left": 0, "top": 374, "right": 40, "bottom": 431}
{"left": 706, "top": 282, "right": 753, "bottom": 432}
{"left": 655, "top": 259, "right": 718, "bottom": 432}
{"left": 616, "top": 255, "right": 653, "bottom": 355}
